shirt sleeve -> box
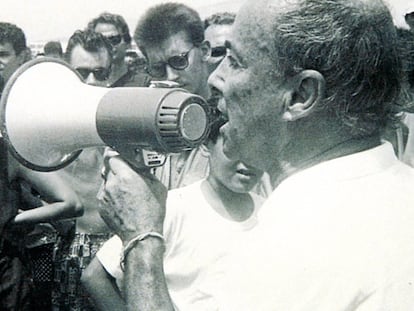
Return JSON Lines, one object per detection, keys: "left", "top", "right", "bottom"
{"left": 96, "top": 235, "right": 123, "bottom": 280}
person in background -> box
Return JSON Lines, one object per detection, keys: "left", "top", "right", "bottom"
{"left": 65, "top": 29, "right": 112, "bottom": 86}
{"left": 397, "top": 27, "right": 414, "bottom": 166}
{"left": 133, "top": 3, "right": 212, "bottom": 190}
{"left": 204, "top": 12, "right": 235, "bottom": 74}
{"left": 98, "top": 0, "right": 414, "bottom": 309}
{"left": 0, "top": 21, "right": 82, "bottom": 310}
{"left": 82, "top": 117, "right": 264, "bottom": 311}
{"left": 405, "top": 6, "right": 414, "bottom": 31}
{"left": 87, "top": 12, "right": 150, "bottom": 87}
{"left": 43, "top": 40, "right": 63, "bottom": 59}
{"left": 51, "top": 29, "right": 113, "bottom": 311}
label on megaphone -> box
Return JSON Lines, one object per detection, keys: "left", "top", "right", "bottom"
{"left": 141, "top": 149, "right": 166, "bottom": 167}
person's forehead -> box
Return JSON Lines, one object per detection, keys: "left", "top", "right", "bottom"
{"left": 229, "top": 1, "right": 279, "bottom": 61}
{"left": 146, "top": 31, "right": 193, "bottom": 61}
{"left": 94, "top": 22, "right": 120, "bottom": 36}
{"left": 0, "top": 42, "right": 16, "bottom": 54}
{"left": 204, "top": 24, "right": 232, "bottom": 46}
{"left": 69, "top": 45, "right": 111, "bottom": 68}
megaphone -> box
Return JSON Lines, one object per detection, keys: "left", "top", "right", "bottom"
{"left": 0, "top": 58, "right": 210, "bottom": 172}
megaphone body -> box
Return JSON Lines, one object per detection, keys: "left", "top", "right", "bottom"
{"left": 0, "top": 58, "right": 210, "bottom": 171}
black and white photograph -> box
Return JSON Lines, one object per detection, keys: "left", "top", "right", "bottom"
{"left": 1, "top": 0, "right": 414, "bottom": 310}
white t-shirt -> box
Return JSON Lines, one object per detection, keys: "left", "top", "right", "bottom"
{"left": 97, "top": 179, "right": 263, "bottom": 310}
{"left": 217, "top": 142, "right": 414, "bottom": 310}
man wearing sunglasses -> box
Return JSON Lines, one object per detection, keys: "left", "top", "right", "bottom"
{"left": 88, "top": 12, "right": 150, "bottom": 88}
{"left": 65, "top": 29, "right": 112, "bottom": 86}
{"left": 133, "top": 3, "right": 212, "bottom": 189}
{"left": 204, "top": 12, "right": 235, "bottom": 74}
{"left": 51, "top": 29, "right": 114, "bottom": 311}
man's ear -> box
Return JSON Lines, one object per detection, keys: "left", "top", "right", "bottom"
{"left": 282, "top": 70, "right": 325, "bottom": 121}
{"left": 200, "top": 41, "right": 211, "bottom": 62}
{"left": 17, "top": 48, "right": 31, "bottom": 64}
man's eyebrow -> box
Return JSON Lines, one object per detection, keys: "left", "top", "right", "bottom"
{"left": 225, "top": 40, "right": 245, "bottom": 66}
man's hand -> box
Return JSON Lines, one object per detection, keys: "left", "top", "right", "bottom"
{"left": 98, "top": 149, "right": 167, "bottom": 244}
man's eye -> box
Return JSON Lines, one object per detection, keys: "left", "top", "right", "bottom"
{"left": 0, "top": 52, "right": 10, "bottom": 57}
{"left": 227, "top": 55, "right": 242, "bottom": 69}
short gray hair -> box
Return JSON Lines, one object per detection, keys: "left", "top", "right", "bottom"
{"left": 268, "top": 0, "right": 401, "bottom": 137}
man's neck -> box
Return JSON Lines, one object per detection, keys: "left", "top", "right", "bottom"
{"left": 109, "top": 61, "right": 128, "bottom": 84}
{"left": 202, "top": 178, "right": 254, "bottom": 222}
{"left": 272, "top": 123, "right": 381, "bottom": 183}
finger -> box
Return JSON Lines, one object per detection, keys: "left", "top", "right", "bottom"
{"left": 103, "top": 146, "right": 118, "bottom": 156}
{"left": 100, "top": 166, "right": 108, "bottom": 182}
{"left": 103, "top": 148, "right": 120, "bottom": 173}
{"left": 96, "top": 181, "right": 106, "bottom": 201}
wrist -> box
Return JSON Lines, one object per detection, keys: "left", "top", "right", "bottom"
{"left": 121, "top": 232, "right": 165, "bottom": 271}
{"left": 128, "top": 238, "right": 165, "bottom": 263}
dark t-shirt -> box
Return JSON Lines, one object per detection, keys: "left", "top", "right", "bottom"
{"left": 110, "top": 69, "right": 151, "bottom": 88}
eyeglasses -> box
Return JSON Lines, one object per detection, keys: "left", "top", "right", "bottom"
{"left": 146, "top": 46, "right": 196, "bottom": 79}
{"left": 104, "top": 34, "right": 123, "bottom": 46}
{"left": 75, "top": 67, "right": 111, "bottom": 81}
{"left": 210, "top": 46, "right": 226, "bottom": 58}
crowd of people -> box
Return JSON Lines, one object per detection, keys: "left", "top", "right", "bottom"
{"left": 1, "top": 0, "right": 414, "bottom": 310}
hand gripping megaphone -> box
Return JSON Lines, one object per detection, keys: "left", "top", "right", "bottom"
{"left": 0, "top": 58, "right": 210, "bottom": 171}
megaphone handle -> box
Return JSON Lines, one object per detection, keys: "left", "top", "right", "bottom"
{"left": 104, "top": 146, "right": 166, "bottom": 171}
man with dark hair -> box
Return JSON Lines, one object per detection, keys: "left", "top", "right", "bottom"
{"left": 133, "top": 3, "right": 211, "bottom": 190}
{"left": 99, "top": 0, "right": 414, "bottom": 310}
{"left": 43, "top": 40, "right": 63, "bottom": 59}
{"left": 65, "top": 29, "right": 113, "bottom": 86}
{"left": 397, "top": 27, "right": 414, "bottom": 166}
{"left": 0, "top": 22, "right": 28, "bottom": 94}
{"left": 204, "top": 12, "right": 235, "bottom": 73}
{"left": 405, "top": 5, "right": 414, "bottom": 31}
{"left": 135, "top": 3, "right": 210, "bottom": 99}
{"left": 88, "top": 12, "right": 149, "bottom": 87}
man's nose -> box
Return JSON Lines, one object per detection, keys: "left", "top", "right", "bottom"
{"left": 85, "top": 72, "right": 97, "bottom": 86}
{"left": 208, "top": 62, "right": 225, "bottom": 96}
{"left": 165, "top": 65, "right": 179, "bottom": 81}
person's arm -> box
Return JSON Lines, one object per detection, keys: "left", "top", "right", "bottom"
{"left": 10, "top": 157, "right": 83, "bottom": 225}
{"left": 98, "top": 153, "right": 174, "bottom": 311}
{"left": 124, "top": 239, "right": 172, "bottom": 311}
{"left": 81, "top": 256, "right": 126, "bottom": 311}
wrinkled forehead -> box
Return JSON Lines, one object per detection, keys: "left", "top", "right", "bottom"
{"left": 228, "top": 1, "right": 276, "bottom": 63}
{"left": 231, "top": 0, "right": 299, "bottom": 61}
{"left": 234, "top": 0, "right": 293, "bottom": 39}
{"left": 69, "top": 45, "right": 111, "bottom": 68}
{"left": 145, "top": 31, "right": 193, "bottom": 59}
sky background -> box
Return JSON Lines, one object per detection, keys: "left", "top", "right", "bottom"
{"left": 0, "top": 0, "right": 242, "bottom": 44}
{"left": 0, "top": 0, "right": 412, "bottom": 44}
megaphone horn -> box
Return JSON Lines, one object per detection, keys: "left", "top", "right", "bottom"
{"left": 0, "top": 58, "right": 210, "bottom": 172}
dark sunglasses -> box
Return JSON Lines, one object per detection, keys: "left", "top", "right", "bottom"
{"left": 75, "top": 67, "right": 111, "bottom": 81}
{"left": 105, "top": 34, "right": 123, "bottom": 46}
{"left": 146, "top": 46, "right": 195, "bottom": 79}
{"left": 210, "top": 46, "right": 226, "bottom": 58}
